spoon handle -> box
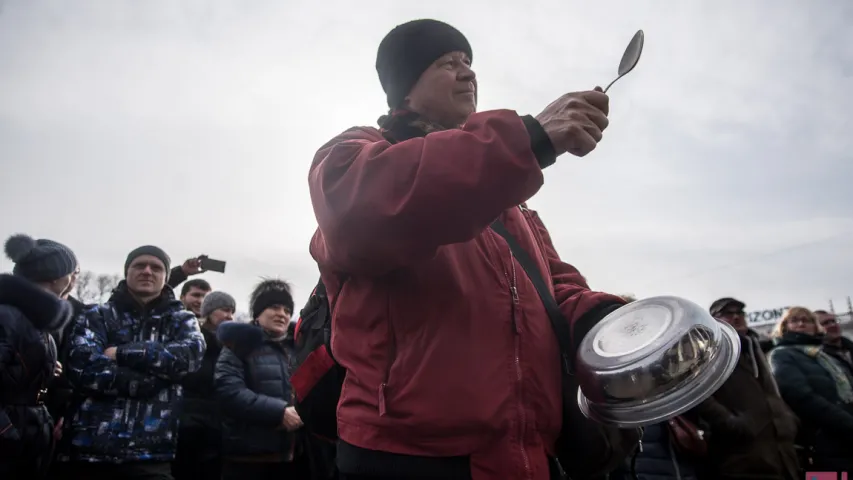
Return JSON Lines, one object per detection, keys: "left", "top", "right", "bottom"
{"left": 603, "top": 75, "right": 621, "bottom": 94}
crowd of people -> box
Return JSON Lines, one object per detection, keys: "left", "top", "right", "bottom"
{"left": 3, "top": 17, "right": 852, "bottom": 480}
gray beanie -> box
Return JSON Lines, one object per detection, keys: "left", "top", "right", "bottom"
{"left": 4, "top": 234, "right": 78, "bottom": 283}
{"left": 201, "top": 291, "right": 237, "bottom": 318}
{"left": 125, "top": 245, "right": 171, "bottom": 279}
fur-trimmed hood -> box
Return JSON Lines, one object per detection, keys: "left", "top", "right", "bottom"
{"left": 217, "top": 321, "right": 293, "bottom": 358}
{"left": 218, "top": 322, "right": 265, "bottom": 358}
{"left": 0, "top": 273, "right": 73, "bottom": 332}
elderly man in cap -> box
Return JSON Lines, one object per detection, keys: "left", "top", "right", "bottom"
{"left": 62, "top": 245, "right": 205, "bottom": 479}
{"left": 693, "top": 297, "right": 800, "bottom": 480}
{"left": 308, "top": 19, "right": 631, "bottom": 480}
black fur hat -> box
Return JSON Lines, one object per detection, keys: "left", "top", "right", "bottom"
{"left": 249, "top": 278, "right": 294, "bottom": 320}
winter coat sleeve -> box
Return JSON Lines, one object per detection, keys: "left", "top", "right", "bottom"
{"left": 768, "top": 347, "right": 853, "bottom": 436}
{"left": 309, "top": 111, "right": 550, "bottom": 277}
{"left": 0, "top": 311, "right": 21, "bottom": 445}
{"left": 694, "top": 396, "right": 754, "bottom": 441}
{"left": 115, "top": 310, "right": 205, "bottom": 382}
{"left": 0, "top": 307, "right": 15, "bottom": 373}
{"left": 66, "top": 307, "right": 168, "bottom": 398}
{"left": 167, "top": 266, "right": 188, "bottom": 289}
{"left": 527, "top": 209, "right": 627, "bottom": 351}
{"left": 181, "top": 344, "right": 217, "bottom": 394}
{"left": 214, "top": 346, "right": 288, "bottom": 427}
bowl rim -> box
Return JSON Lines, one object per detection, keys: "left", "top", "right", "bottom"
{"left": 576, "top": 321, "right": 741, "bottom": 428}
{"left": 577, "top": 296, "right": 722, "bottom": 371}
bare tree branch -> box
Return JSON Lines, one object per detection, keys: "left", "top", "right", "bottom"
{"left": 74, "top": 271, "right": 96, "bottom": 303}
{"left": 72, "top": 271, "right": 121, "bottom": 304}
{"left": 95, "top": 274, "right": 121, "bottom": 303}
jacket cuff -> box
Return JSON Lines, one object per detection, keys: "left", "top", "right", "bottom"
{"left": 521, "top": 115, "right": 557, "bottom": 169}
{"left": 114, "top": 344, "right": 128, "bottom": 366}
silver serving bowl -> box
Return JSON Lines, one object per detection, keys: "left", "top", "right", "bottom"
{"left": 575, "top": 295, "right": 740, "bottom": 428}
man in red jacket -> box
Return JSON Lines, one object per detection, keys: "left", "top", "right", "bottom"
{"left": 308, "top": 19, "right": 626, "bottom": 480}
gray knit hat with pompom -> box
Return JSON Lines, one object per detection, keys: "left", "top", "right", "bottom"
{"left": 4, "top": 233, "right": 78, "bottom": 282}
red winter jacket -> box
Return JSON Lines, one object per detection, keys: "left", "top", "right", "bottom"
{"left": 308, "top": 110, "right": 625, "bottom": 480}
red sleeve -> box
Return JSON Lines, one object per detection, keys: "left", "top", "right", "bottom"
{"left": 529, "top": 209, "right": 627, "bottom": 351}
{"left": 309, "top": 110, "right": 545, "bottom": 276}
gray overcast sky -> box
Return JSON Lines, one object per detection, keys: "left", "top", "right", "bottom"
{"left": 1, "top": 1, "right": 851, "bottom": 314}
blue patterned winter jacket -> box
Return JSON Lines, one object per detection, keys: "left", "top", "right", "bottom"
{"left": 64, "top": 282, "right": 205, "bottom": 463}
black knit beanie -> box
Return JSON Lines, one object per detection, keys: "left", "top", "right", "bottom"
{"left": 376, "top": 19, "right": 473, "bottom": 109}
{"left": 125, "top": 245, "right": 171, "bottom": 279}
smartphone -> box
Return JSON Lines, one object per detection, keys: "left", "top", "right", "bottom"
{"left": 199, "top": 257, "right": 227, "bottom": 273}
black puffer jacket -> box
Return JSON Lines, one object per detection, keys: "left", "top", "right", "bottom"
{"left": 46, "top": 296, "right": 92, "bottom": 430}
{"left": 769, "top": 332, "right": 853, "bottom": 472}
{"left": 215, "top": 321, "right": 295, "bottom": 460}
{"left": 610, "top": 422, "right": 700, "bottom": 480}
{"left": 177, "top": 326, "right": 224, "bottom": 455}
{"left": 0, "top": 274, "right": 72, "bottom": 477}
{"left": 631, "top": 423, "right": 699, "bottom": 480}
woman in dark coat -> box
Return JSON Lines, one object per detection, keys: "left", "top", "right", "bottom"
{"left": 769, "top": 306, "right": 853, "bottom": 473}
{"left": 1, "top": 234, "right": 77, "bottom": 478}
{"left": 214, "top": 279, "right": 310, "bottom": 480}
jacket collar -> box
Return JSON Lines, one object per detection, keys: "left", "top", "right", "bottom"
{"left": 109, "top": 280, "right": 181, "bottom": 316}
{"left": 0, "top": 273, "right": 73, "bottom": 332}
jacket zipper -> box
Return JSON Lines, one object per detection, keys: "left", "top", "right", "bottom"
{"left": 379, "top": 287, "right": 396, "bottom": 417}
{"left": 507, "top": 249, "right": 532, "bottom": 479}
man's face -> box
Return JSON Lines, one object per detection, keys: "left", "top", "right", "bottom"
{"left": 817, "top": 312, "right": 840, "bottom": 340}
{"left": 126, "top": 254, "right": 167, "bottom": 297}
{"left": 181, "top": 287, "right": 209, "bottom": 316}
{"left": 717, "top": 304, "right": 748, "bottom": 334}
{"left": 407, "top": 51, "right": 477, "bottom": 128}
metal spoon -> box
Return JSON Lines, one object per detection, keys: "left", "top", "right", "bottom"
{"left": 603, "top": 30, "right": 645, "bottom": 93}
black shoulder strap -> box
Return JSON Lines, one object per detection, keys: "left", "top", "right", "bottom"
{"left": 315, "top": 275, "right": 348, "bottom": 366}
{"left": 314, "top": 278, "right": 327, "bottom": 297}
{"left": 490, "top": 218, "right": 573, "bottom": 374}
